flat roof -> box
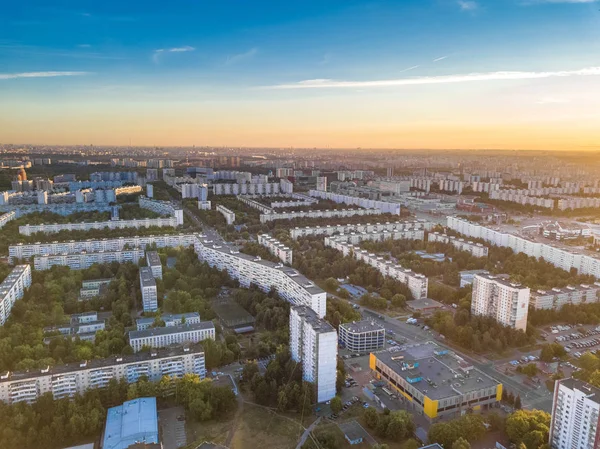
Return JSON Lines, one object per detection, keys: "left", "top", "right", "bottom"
{"left": 406, "top": 298, "right": 444, "bottom": 311}
{"left": 340, "top": 320, "right": 384, "bottom": 334}
{"left": 338, "top": 420, "right": 369, "bottom": 442}
{"left": 139, "top": 267, "right": 156, "bottom": 288}
{"left": 375, "top": 344, "right": 500, "bottom": 401}
{"left": 136, "top": 312, "right": 200, "bottom": 326}
{"left": 560, "top": 378, "right": 600, "bottom": 404}
{"left": 129, "top": 321, "right": 215, "bottom": 340}
{"left": 103, "top": 397, "right": 158, "bottom": 449}
{"left": 293, "top": 305, "right": 334, "bottom": 333}
{"left": 146, "top": 251, "right": 161, "bottom": 267}
{"left": 474, "top": 273, "right": 528, "bottom": 290}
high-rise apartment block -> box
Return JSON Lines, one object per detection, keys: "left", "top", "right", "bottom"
{"left": 0, "top": 265, "right": 32, "bottom": 326}
{"left": 139, "top": 267, "right": 158, "bottom": 312}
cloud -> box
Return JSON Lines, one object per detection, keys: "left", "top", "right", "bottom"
{"left": 457, "top": 0, "right": 478, "bottom": 10}
{"left": 0, "top": 71, "right": 89, "bottom": 80}
{"left": 524, "top": 0, "right": 597, "bottom": 3}
{"left": 433, "top": 56, "right": 449, "bottom": 62}
{"left": 266, "top": 66, "right": 600, "bottom": 89}
{"left": 225, "top": 47, "right": 258, "bottom": 66}
{"left": 399, "top": 65, "right": 420, "bottom": 73}
{"left": 153, "top": 46, "right": 195, "bottom": 63}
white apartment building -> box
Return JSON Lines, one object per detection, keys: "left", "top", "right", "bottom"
{"left": 136, "top": 312, "right": 201, "bottom": 331}
{"left": 316, "top": 177, "right": 327, "bottom": 192}
{"left": 216, "top": 205, "right": 236, "bottom": 225}
{"left": 290, "top": 220, "right": 432, "bottom": 239}
{"left": 325, "top": 236, "right": 428, "bottom": 299}
{"left": 0, "top": 345, "right": 206, "bottom": 404}
{"left": 20, "top": 217, "right": 179, "bottom": 236}
{"left": 549, "top": 379, "right": 600, "bottom": 449}
{"left": 146, "top": 251, "right": 163, "bottom": 279}
{"left": 309, "top": 190, "right": 402, "bottom": 215}
{"left": 34, "top": 248, "right": 145, "bottom": 271}
{"left": 258, "top": 234, "right": 293, "bottom": 265}
{"left": 129, "top": 321, "right": 215, "bottom": 352}
{"left": 428, "top": 232, "right": 489, "bottom": 258}
{"left": 138, "top": 196, "right": 184, "bottom": 225}
{"left": 0, "top": 211, "right": 16, "bottom": 229}
{"left": 0, "top": 265, "right": 32, "bottom": 326}
{"left": 327, "top": 229, "right": 425, "bottom": 246}
{"left": 338, "top": 320, "right": 385, "bottom": 353}
{"left": 213, "top": 182, "right": 281, "bottom": 195}
{"left": 198, "top": 200, "right": 212, "bottom": 210}
{"left": 531, "top": 283, "right": 600, "bottom": 310}
{"left": 447, "top": 216, "right": 600, "bottom": 279}
{"left": 289, "top": 306, "right": 337, "bottom": 403}
{"left": 471, "top": 274, "right": 530, "bottom": 331}
{"left": 44, "top": 312, "right": 106, "bottom": 342}
{"left": 194, "top": 239, "right": 327, "bottom": 317}
{"left": 140, "top": 267, "right": 158, "bottom": 312}
{"left": 280, "top": 179, "right": 294, "bottom": 194}
{"left": 9, "top": 233, "right": 199, "bottom": 262}
{"left": 114, "top": 185, "right": 142, "bottom": 196}
{"left": 260, "top": 207, "right": 383, "bottom": 224}
{"left": 236, "top": 196, "right": 274, "bottom": 213}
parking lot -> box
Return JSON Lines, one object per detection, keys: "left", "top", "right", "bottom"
{"left": 542, "top": 324, "right": 600, "bottom": 358}
{"left": 158, "top": 406, "right": 187, "bottom": 449}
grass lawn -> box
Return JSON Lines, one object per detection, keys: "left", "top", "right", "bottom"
{"left": 230, "top": 403, "right": 306, "bottom": 449}
{"left": 184, "top": 417, "right": 234, "bottom": 448}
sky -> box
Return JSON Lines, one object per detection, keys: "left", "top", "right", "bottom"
{"left": 1, "top": 0, "right": 600, "bottom": 150}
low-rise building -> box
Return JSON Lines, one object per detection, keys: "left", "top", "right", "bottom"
{"left": 0, "top": 265, "right": 32, "bottom": 326}
{"left": 145, "top": 251, "right": 162, "bottom": 279}
{"left": 79, "top": 278, "right": 113, "bottom": 299}
{"left": 136, "top": 312, "right": 201, "bottom": 331}
{"left": 140, "top": 267, "right": 158, "bottom": 312}
{"left": 103, "top": 397, "right": 159, "bottom": 449}
{"left": 128, "top": 321, "right": 216, "bottom": 353}
{"left": 339, "top": 320, "right": 385, "bottom": 353}
{"left": 428, "top": 232, "right": 489, "bottom": 258}
{"left": 531, "top": 283, "right": 600, "bottom": 310}
{"left": 44, "top": 312, "right": 106, "bottom": 342}
{"left": 258, "top": 234, "right": 293, "bottom": 264}
{"left": 34, "top": 248, "right": 145, "bottom": 271}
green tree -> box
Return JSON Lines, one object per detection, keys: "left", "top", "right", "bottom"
{"left": 452, "top": 437, "right": 471, "bottom": 449}
{"left": 505, "top": 409, "right": 550, "bottom": 448}
{"left": 364, "top": 406, "right": 379, "bottom": 429}
{"left": 330, "top": 396, "right": 342, "bottom": 414}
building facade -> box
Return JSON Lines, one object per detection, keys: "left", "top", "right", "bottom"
{"left": 146, "top": 251, "right": 163, "bottom": 279}
{"left": 128, "top": 321, "right": 215, "bottom": 353}
{"left": 34, "top": 248, "right": 145, "bottom": 271}
{"left": 140, "top": 267, "right": 158, "bottom": 312}
{"left": 532, "top": 283, "right": 600, "bottom": 310}
{"left": 0, "top": 265, "right": 32, "bottom": 326}
{"left": 258, "top": 234, "right": 293, "bottom": 265}
{"left": 428, "top": 232, "right": 489, "bottom": 258}
{"left": 339, "top": 321, "right": 385, "bottom": 353}
{"left": 136, "top": 312, "right": 201, "bottom": 331}
{"left": 216, "top": 205, "right": 236, "bottom": 225}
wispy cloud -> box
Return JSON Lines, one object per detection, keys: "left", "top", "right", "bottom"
{"left": 266, "top": 66, "right": 600, "bottom": 89}
{"left": 433, "top": 55, "right": 449, "bottom": 62}
{"left": 523, "top": 0, "right": 597, "bottom": 4}
{"left": 399, "top": 65, "right": 420, "bottom": 73}
{"left": 457, "top": 0, "right": 479, "bottom": 10}
{"left": 153, "top": 46, "right": 195, "bottom": 63}
{"left": 0, "top": 71, "right": 89, "bottom": 80}
{"left": 225, "top": 47, "right": 258, "bottom": 66}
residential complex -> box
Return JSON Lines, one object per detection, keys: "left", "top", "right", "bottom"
{"left": 138, "top": 196, "right": 184, "bottom": 225}
{"left": 44, "top": 312, "right": 106, "bottom": 342}
{"left": 309, "top": 190, "right": 402, "bottom": 215}
{"left": 136, "top": 312, "right": 201, "bottom": 331}
{"left": 531, "top": 283, "right": 600, "bottom": 310}
{"left": 0, "top": 265, "right": 32, "bottom": 326}
{"left": 216, "top": 204, "right": 236, "bottom": 225}
{"left": 259, "top": 207, "right": 383, "bottom": 224}
{"left": 9, "top": 233, "right": 198, "bottom": 262}
{"left": 549, "top": 379, "right": 600, "bottom": 449}
{"left": 80, "top": 278, "right": 113, "bottom": 299}
{"left": 19, "top": 216, "right": 179, "bottom": 236}
{"left": 289, "top": 306, "right": 337, "bottom": 403}
{"left": 213, "top": 182, "right": 281, "bottom": 195}
{"left": 194, "top": 238, "right": 327, "bottom": 317}
{"left": 471, "top": 274, "right": 530, "bottom": 331}
{"left": 128, "top": 321, "right": 216, "bottom": 352}
{"left": 428, "top": 232, "right": 489, "bottom": 258}
{"left": 258, "top": 234, "right": 293, "bottom": 264}
{"left": 447, "top": 216, "right": 600, "bottom": 278}
{"left": 103, "top": 397, "right": 159, "bottom": 449}
{"left": 140, "top": 267, "right": 158, "bottom": 312}
{"left": 290, "top": 220, "right": 432, "bottom": 239}
{"left": 339, "top": 320, "right": 385, "bottom": 353}
{"left": 370, "top": 344, "right": 502, "bottom": 421}
{"left": 0, "top": 211, "right": 16, "bottom": 229}
{"left": 0, "top": 345, "right": 206, "bottom": 404}
{"left": 34, "top": 248, "right": 145, "bottom": 270}
{"left": 325, "top": 236, "right": 428, "bottom": 299}
{"left": 146, "top": 251, "right": 163, "bottom": 279}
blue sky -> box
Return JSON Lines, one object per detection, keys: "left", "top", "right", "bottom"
{"left": 1, "top": 0, "right": 599, "bottom": 148}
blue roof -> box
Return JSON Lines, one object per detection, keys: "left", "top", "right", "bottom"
{"left": 102, "top": 397, "right": 158, "bottom": 449}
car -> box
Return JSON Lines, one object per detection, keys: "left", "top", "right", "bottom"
{"left": 325, "top": 400, "right": 331, "bottom": 405}
{"left": 363, "top": 403, "right": 370, "bottom": 408}
{"left": 177, "top": 415, "right": 186, "bottom": 421}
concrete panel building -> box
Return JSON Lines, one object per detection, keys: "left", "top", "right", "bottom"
{"left": 139, "top": 267, "right": 158, "bottom": 312}
{"left": 145, "top": 251, "right": 162, "bottom": 279}
{"left": 128, "top": 321, "right": 215, "bottom": 353}
{"left": 0, "top": 265, "right": 32, "bottom": 326}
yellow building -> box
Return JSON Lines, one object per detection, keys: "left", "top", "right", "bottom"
{"left": 370, "top": 344, "right": 502, "bottom": 421}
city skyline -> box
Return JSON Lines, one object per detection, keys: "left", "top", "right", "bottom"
{"left": 1, "top": 0, "right": 600, "bottom": 149}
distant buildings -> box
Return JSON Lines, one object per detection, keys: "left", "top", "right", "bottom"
{"left": 549, "top": 379, "right": 600, "bottom": 449}
{"left": 338, "top": 320, "right": 385, "bottom": 353}
{"left": 0, "top": 211, "right": 16, "bottom": 229}
{"left": 19, "top": 216, "right": 179, "bottom": 236}
{"left": 427, "top": 232, "right": 489, "bottom": 258}
{"left": 138, "top": 196, "right": 184, "bottom": 226}
{"left": 140, "top": 267, "right": 158, "bottom": 312}
{"left": 216, "top": 204, "right": 236, "bottom": 225}
{"left": 259, "top": 207, "right": 383, "bottom": 224}
{"left": 258, "top": 234, "right": 293, "bottom": 265}
{"left": 290, "top": 306, "right": 337, "bottom": 403}
{"left": 103, "top": 397, "right": 159, "bottom": 449}
{"left": 309, "top": 190, "right": 402, "bottom": 215}
{"left": 290, "top": 220, "right": 431, "bottom": 239}
{"left": 0, "top": 265, "right": 32, "bottom": 326}
{"left": 34, "top": 248, "right": 145, "bottom": 271}
{"left": 471, "top": 274, "right": 530, "bottom": 331}
{"left": 128, "top": 321, "right": 215, "bottom": 353}
{"left": 531, "top": 284, "right": 600, "bottom": 310}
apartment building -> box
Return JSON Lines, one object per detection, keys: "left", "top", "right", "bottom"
{"left": 325, "top": 236, "right": 428, "bottom": 299}
{"left": 9, "top": 233, "right": 198, "bottom": 262}
{"left": 549, "top": 379, "right": 600, "bottom": 449}
{"left": 531, "top": 283, "right": 600, "bottom": 310}
{"left": 129, "top": 321, "right": 215, "bottom": 352}
{"left": 34, "top": 248, "right": 145, "bottom": 271}
{"left": 146, "top": 251, "right": 163, "bottom": 279}
{"left": 258, "top": 234, "right": 293, "bottom": 265}
{"left": 370, "top": 344, "right": 502, "bottom": 421}
{"left": 198, "top": 200, "right": 212, "bottom": 210}
{"left": 289, "top": 306, "right": 337, "bottom": 403}
{"left": 290, "top": 220, "right": 432, "bottom": 239}
{"left": 136, "top": 312, "right": 201, "bottom": 331}
{"left": 194, "top": 239, "right": 327, "bottom": 317}
{"left": 0, "top": 265, "right": 32, "bottom": 326}
{"left": 213, "top": 182, "right": 281, "bottom": 195}
{"left": 471, "top": 274, "right": 530, "bottom": 331}
{"left": 216, "top": 205, "right": 236, "bottom": 225}
{"left": 447, "top": 216, "right": 600, "bottom": 279}
{"left": 0, "top": 211, "right": 16, "bottom": 229}
{"left": 280, "top": 179, "right": 294, "bottom": 194}
{"left": 339, "top": 320, "right": 385, "bottom": 353}
{"left": 0, "top": 345, "right": 206, "bottom": 404}
{"left": 44, "top": 312, "right": 106, "bottom": 342}
{"left": 140, "top": 267, "right": 158, "bottom": 312}
{"left": 19, "top": 216, "right": 179, "bottom": 236}
{"left": 309, "top": 190, "right": 402, "bottom": 215}
{"left": 327, "top": 228, "right": 425, "bottom": 246}
{"left": 260, "top": 207, "right": 383, "bottom": 224}
{"left": 138, "top": 196, "right": 184, "bottom": 225}
{"left": 236, "top": 196, "right": 274, "bottom": 213}
{"left": 428, "top": 232, "right": 489, "bottom": 258}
